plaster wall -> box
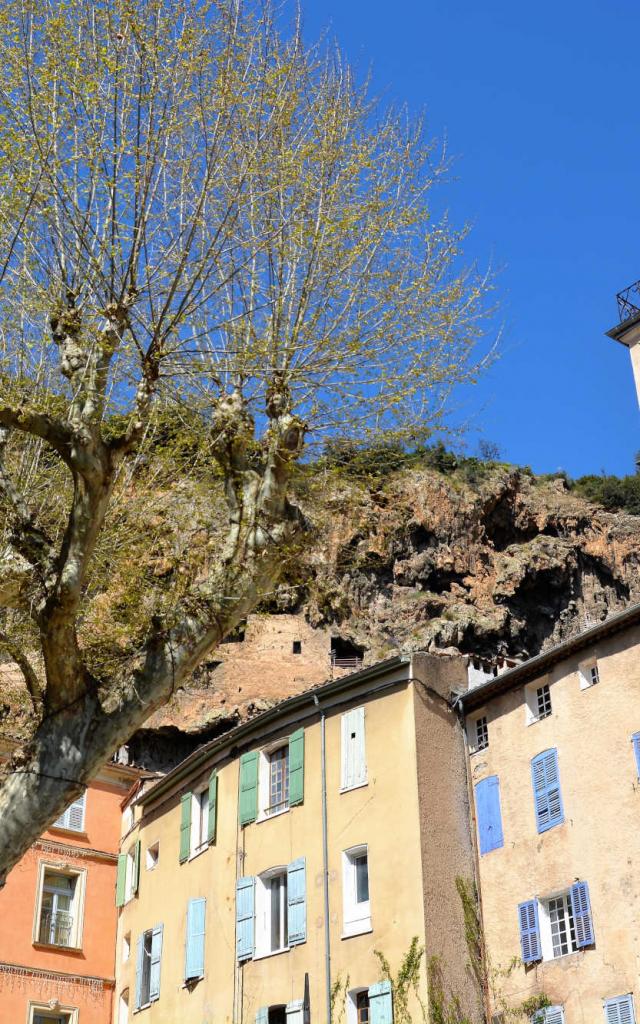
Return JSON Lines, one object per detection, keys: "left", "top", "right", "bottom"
{"left": 466, "top": 623, "right": 640, "bottom": 1021}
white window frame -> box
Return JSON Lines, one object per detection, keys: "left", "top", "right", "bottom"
{"left": 579, "top": 657, "right": 600, "bottom": 690}
{"left": 254, "top": 866, "right": 289, "bottom": 959}
{"left": 32, "top": 861, "right": 86, "bottom": 951}
{"left": 28, "top": 1002, "right": 79, "bottom": 1024}
{"left": 190, "top": 788, "right": 209, "bottom": 858}
{"left": 257, "top": 740, "right": 291, "bottom": 822}
{"left": 342, "top": 845, "right": 371, "bottom": 938}
{"left": 52, "top": 791, "right": 86, "bottom": 833}
{"left": 139, "top": 927, "right": 154, "bottom": 1007}
{"left": 525, "top": 679, "right": 552, "bottom": 725}
{"left": 341, "top": 707, "right": 367, "bottom": 793}
{"left": 145, "top": 842, "right": 159, "bottom": 870}
{"left": 346, "top": 987, "right": 370, "bottom": 1024}
{"left": 538, "top": 889, "right": 579, "bottom": 961}
{"left": 467, "top": 710, "right": 489, "bottom": 754}
{"left": 118, "top": 989, "right": 129, "bottom": 1024}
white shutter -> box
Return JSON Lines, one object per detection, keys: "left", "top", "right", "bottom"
{"left": 286, "top": 1000, "right": 304, "bottom": 1024}
{"left": 542, "top": 1007, "right": 565, "bottom": 1024}
{"left": 341, "top": 707, "right": 367, "bottom": 791}
{"left": 605, "top": 996, "right": 636, "bottom": 1024}
{"left": 54, "top": 791, "right": 86, "bottom": 831}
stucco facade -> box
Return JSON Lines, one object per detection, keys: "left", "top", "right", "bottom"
{"left": 114, "top": 655, "right": 481, "bottom": 1024}
{"left": 463, "top": 606, "right": 640, "bottom": 1023}
{"left": 0, "top": 760, "right": 140, "bottom": 1024}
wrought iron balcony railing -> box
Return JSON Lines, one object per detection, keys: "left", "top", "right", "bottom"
{"left": 38, "top": 908, "right": 73, "bottom": 947}
{"left": 616, "top": 279, "right": 640, "bottom": 324}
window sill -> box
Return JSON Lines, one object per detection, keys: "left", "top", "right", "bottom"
{"left": 469, "top": 747, "right": 489, "bottom": 756}
{"left": 542, "top": 948, "right": 583, "bottom": 963}
{"left": 256, "top": 806, "right": 290, "bottom": 824}
{"left": 339, "top": 781, "right": 368, "bottom": 795}
{"left": 188, "top": 845, "right": 209, "bottom": 862}
{"left": 32, "top": 941, "right": 83, "bottom": 954}
{"left": 341, "top": 922, "right": 372, "bottom": 940}
{"left": 48, "top": 825, "right": 88, "bottom": 839}
{"left": 253, "top": 945, "right": 290, "bottom": 961}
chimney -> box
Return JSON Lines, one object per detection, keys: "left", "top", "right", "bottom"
{"left": 606, "top": 279, "right": 640, "bottom": 407}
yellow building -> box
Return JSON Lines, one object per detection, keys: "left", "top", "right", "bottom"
{"left": 113, "top": 654, "right": 480, "bottom": 1024}
{"left": 462, "top": 603, "right": 640, "bottom": 1024}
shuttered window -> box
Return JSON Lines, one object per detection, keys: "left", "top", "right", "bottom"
{"left": 239, "top": 752, "right": 259, "bottom": 825}
{"left": 185, "top": 897, "right": 206, "bottom": 981}
{"left": 53, "top": 791, "right": 86, "bottom": 832}
{"left": 287, "top": 858, "right": 307, "bottom": 945}
{"left": 531, "top": 748, "right": 564, "bottom": 833}
{"left": 236, "top": 875, "right": 255, "bottom": 960}
{"left": 341, "top": 707, "right": 367, "bottom": 791}
{"left": 570, "top": 880, "right": 594, "bottom": 947}
{"left": 369, "top": 980, "right": 393, "bottom": 1024}
{"left": 533, "top": 1007, "right": 564, "bottom": 1024}
{"left": 517, "top": 899, "right": 541, "bottom": 963}
{"left": 135, "top": 924, "right": 163, "bottom": 1007}
{"left": 149, "top": 924, "right": 163, "bottom": 1001}
{"left": 604, "top": 995, "right": 636, "bottom": 1024}
{"left": 474, "top": 776, "right": 504, "bottom": 855}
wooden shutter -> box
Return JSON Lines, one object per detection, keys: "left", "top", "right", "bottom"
{"left": 149, "top": 923, "right": 163, "bottom": 1001}
{"left": 531, "top": 749, "right": 563, "bottom": 833}
{"left": 633, "top": 733, "right": 640, "bottom": 778}
{"left": 236, "top": 875, "right": 255, "bottom": 960}
{"left": 286, "top": 1000, "right": 304, "bottom": 1024}
{"left": 570, "top": 881, "right": 594, "bottom": 947}
{"left": 239, "top": 752, "right": 259, "bottom": 826}
{"left": 341, "top": 707, "right": 367, "bottom": 790}
{"left": 605, "top": 995, "right": 636, "bottom": 1024}
{"left": 289, "top": 729, "right": 305, "bottom": 806}
{"left": 287, "top": 857, "right": 307, "bottom": 945}
{"left": 179, "top": 793, "right": 191, "bottom": 863}
{"left": 132, "top": 840, "right": 141, "bottom": 895}
{"left": 207, "top": 771, "right": 218, "bottom": 844}
{"left": 115, "top": 853, "right": 127, "bottom": 907}
{"left": 369, "top": 980, "right": 393, "bottom": 1024}
{"left": 474, "top": 776, "right": 504, "bottom": 855}
{"left": 134, "top": 934, "right": 144, "bottom": 1009}
{"left": 185, "top": 897, "right": 206, "bottom": 980}
{"left": 517, "top": 900, "right": 541, "bottom": 963}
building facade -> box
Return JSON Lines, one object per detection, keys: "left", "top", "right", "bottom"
{"left": 0, "top": 757, "right": 141, "bottom": 1024}
{"left": 463, "top": 603, "right": 640, "bottom": 1024}
{"left": 114, "top": 654, "right": 481, "bottom": 1024}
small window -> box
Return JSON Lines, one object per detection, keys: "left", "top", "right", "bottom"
{"left": 122, "top": 932, "right": 131, "bottom": 962}
{"left": 125, "top": 845, "right": 138, "bottom": 902}
{"left": 347, "top": 989, "right": 372, "bottom": 1024}
{"left": 342, "top": 846, "right": 371, "bottom": 937}
{"left": 525, "top": 680, "right": 552, "bottom": 724}
{"left": 191, "top": 789, "right": 209, "bottom": 856}
{"left": 255, "top": 868, "right": 288, "bottom": 957}
{"left": 292, "top": 640, "right": 302, "bottom": 655}
{"left": 122, "top": 805, "right": 134, "bottom": 833}
{"left": 579, "top": 658, "right": 600, "bottom": 690}
{"left": 36, "top": 868, "right": 84, "bottom": 949}
{"left": 52, "top": 791, "right": 86, "bottom": 833}
{"left": 118, "top": 989, "right": 129, "bottom": 1024}
{"left": 146, "top": 843, "right": 159, "bottom": 870}
{"left": 468, "top": 711, "right": 489, "bottom": 753}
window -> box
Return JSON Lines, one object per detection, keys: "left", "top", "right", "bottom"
{"left": 531, "top": 748, "right": 563, "bottom": 833}
{"left": 342, "top": 845, "right": 371, "bottom": 937}
{"left": 525, "top": 680, "right": 552, "bottom": 724}
{"left": 52, "top": 792, "right": 86, "bottom": 833}
{"left": 237, "top": 859, "right": 306, "bottom": 962}
{"left": 245, "top": 729, "right": 304, "bottom": 825}
{"left": 35, "top": 866, "right": 85, "bottom": 949}
{"left": 255, "top": 868, "right": 288, "bottom": 956}
{"left": 604, "top": 995, "right": 636, "bottom": 1024}
{"left": 29, "top": 1004, "right": 78, "bottom": 1024}
{"left": 267, "top": 745, "right": 290, "bottom": 816}
{"left": 341, "top": 707, "right": 367, "bottom": 791}
{"left": 191, "top": 789, "right": 209, "bottom": 856}
{"left": 292, "top": 640, "right": 302, "bottom": 654}
{"left": 546, "top": 893, "right": 578, "bottom": 957}
{"left": 256, "top": 1006, "right": 301, "bottom": 1024}
{"left": 474, "top": 776, "right": 504, "bottom": 855}
{"left": 518, "top": 882, "right": 594, "bottom": 964}
{"left": 118, "top": 990, "right": 129, "bottom": 1024}
{"left": 116, "top": 841, "right": 140, "bottom": 906}
{"left": 135, "top": 925, "right": 163, "bottom": 1008}
{"left": 347, "top": 990, "right": 371, "bottom": 1024}
{"left": 468, "top": 711, "right": 489, "bottom": 753}
{"left": 579, "top": 658, "right": 600, "bottom": 690}
{"left": 122, "top": 932, "right": 131, "bottom": 962}
{"left": 179, "top": 772, "right": 218, "bottom": 861}
{"left": 146, "top": 842, "right": 159, "bottom": 870}
{"left": 531, "top": 1008, "right": 564, "bottom": 1024}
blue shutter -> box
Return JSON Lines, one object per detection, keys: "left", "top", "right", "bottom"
{"left": 149, "top": 923, "right": 163, "bottom": 1001}
{"left": 256, "top": 1010, "right": 269, "bottom": 1024}
{"left": 236, "top": 875, "right": 255, "bottom": 960}
{"left": 531, "top": 749, "right": 564, "bottom": 833}
{"left": 633, "top": 733, "right": 640, "bottom": 778}
{"left": 474, "top": 776, "right": 504, "bottom": 855}
{"left": 287, "top": 857, "right": 307, "bottom": 945}
{"left": 134, "top": 934, "right": 144, "bottom": 1009}
{"left": 185, "top": 897, "right": 206, "bottom": 980}
{"left": 604, "top": 995, "right": 636, "bottom": 1024}
{"left": 369, "top": 980, "right": 393, "bottom": 1024}
{"left": 536, "top": 1008, "right": 564, "bottom": 1024}
{"left": 570, "top": 881, "right": 594, "bottom": 947}
{"left": 517, "top": 899, "right": 541, "bottom": 963}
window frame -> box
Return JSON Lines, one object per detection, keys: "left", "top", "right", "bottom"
{"left": 342, "top": 844, "right": 371, "bottom": 938}
{"left": 145, "top": 842, "right": 159, "bottom": 871}
{"left": 579, "top": 657, "right": 600, "bottom": 690}
{"left": 32, "top": 861, "right": 86, "bottom": 951}
{"left": 257, "top": 740, "right": 291, "bottom": 822}
{"left": 28, "top": 1003, "right": 79, "bottom": 1024}
{"left": 467, "top": 709, "right": 489, "bottom": 753}
{"left": 190, "top": 788, "right": 209, "bottom": 858}
{"left": 346, "top": 988, "right": 371, "bottom": 1024}
{"left": 118, "top": 989, "right": 129, "bottom": 1024}
{"left": 254, "top": 865, "right": 289, "bottom": 959}
{"left": 537, "top": 889, "right": 579, "bottom": 961}
{"left": 124, "top": 844, "right": 138, "bottom": 902}
{"left": 525, "top": 679, "right": 552, "bottom": 725}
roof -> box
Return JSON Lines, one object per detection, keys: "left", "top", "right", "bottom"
{"left": 460, "top": 601, "right": 640, "bottom": 712}
{"left": 606, "top": 309, "right": 640, "bottom": 346}
{"left": 139, "top": 654, "right": 412, "bottom": 808}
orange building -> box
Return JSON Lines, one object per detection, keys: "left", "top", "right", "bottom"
{"left": 0, "top": 748, "right": 141, "bottom": 1024}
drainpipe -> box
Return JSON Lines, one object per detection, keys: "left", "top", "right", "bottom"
{"left": 315, "top": 694, "right": 332, "bottom": 1024}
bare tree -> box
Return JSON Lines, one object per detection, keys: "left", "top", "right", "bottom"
{"left": 0, "top": 0, "right": 493, "bottom": 878}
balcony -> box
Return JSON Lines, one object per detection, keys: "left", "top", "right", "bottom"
{"left": 616, "top": 279, "right": 640, "bottom": 324}
{"left": 38, "top": 908, "right": 73, "bottom": 947}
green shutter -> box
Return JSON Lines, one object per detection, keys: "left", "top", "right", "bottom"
{"left": 132, "top": 839, "right": 141, "bottom": 894}
{"left": 115, "top": 853, "right": 127, "bottom": 907}
{"left": 180, "top": 793, "right": 192, "bottom": 863}
{"left": 289, "top": 729, "right": 304, "bottom": 807}
{"left": 207, "top": 771, "right": 218, "bottom": 844}
{"left": 239, "top": 752, "right": 259, "bottom": 826}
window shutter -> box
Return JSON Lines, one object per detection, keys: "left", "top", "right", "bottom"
{"left": 287, "top": 857, "right": 307, "bottom": 945}
{"left": 134, "top": 934, "right": 144, "bottom": 1009}
{"left": 474, "top": 776, "right": 504, "bottom": 855}
{"left": 289, "top": 729, "right": 305, "bottom": 806}
{"left": 116, "top": 853, "right": 127, "bottom": 907}
{"left": 185, "top": 897, "right": 206, "bottom": 980}
{"left": 538, "top": 1008, "right": 564, "bottom": 1024}
{"left": 570, "top": 880, "right": 594, "bottom": 947}
{"left": 633, "top": 733, "right": 640, "bottom": 778}
{"left": 369, "top": 980, "right": 393, "bottom": 1024}
{"left": 179, "top": 793, "right": 192, "bottom": 863}
{"left": 149, "top": 923, "right": 163, "bottom": 1001}
{"left": 286, "top": 999, "right": 304, "bottom": 1024}
{"left": 67, "top": 792, "right": 86, "bottom": 831}
{"left": 132, "top": 840, "right": 141, "bottom": 895}
{"left": 239, "top": 752, "right": 259, "bottom": 826}
{"left": 604, "top": 995, "right": 636, "bottom": 1024}
{"left": 341, "top": 707, "right": 367, "bottom": 790}
{"left": 255, "top": 1010, "right": 269, "bottom": 1024}
{"left": 531, "top": 748, "right": 564, "bottom": 833}
{"left": 517, "top": 899, "right": 541, "bottom": 963}
{"left": 207, "top": 771, "right": 218, "bottom": 844}
{"left": 236, "top": 875, "right": 255, "bottom": 960}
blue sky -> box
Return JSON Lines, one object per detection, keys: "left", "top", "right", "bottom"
{"left": 303, "top": 0, "right": 639, "bottom": 476}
